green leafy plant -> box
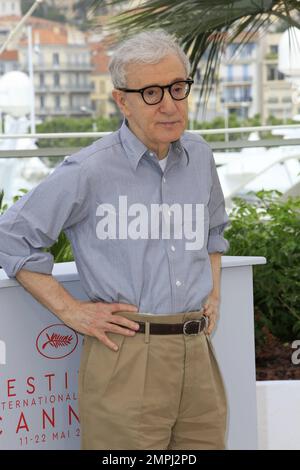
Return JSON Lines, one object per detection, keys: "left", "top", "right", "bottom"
{"left": 0, "top": 188, "right": 29, "bottom": 214}
{"left": 0, "top": 190, "right": 7, "bottom": 215}
{"left": 46, "top": 231, "right": 74, "bottom": 263}
{"left": 225, "top": 189, "right": 300, "bottom": 344}
{"left": 0, "top": 188, "right": 74, "bottom": 263}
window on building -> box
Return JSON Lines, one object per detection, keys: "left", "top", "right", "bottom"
{"left": 55, "top": 95, "right": 61, "bottom": 110}
{"left": 267, "top": 65, "right": 285, "bottom": 81}
{"left": 37, "top": 52, "right": 44, "bottom": 66}
{"left": 227, "top": 42, "right": 254, "bottom": 60}
{"left": 243, "top": 64, "right": 250, "bottom": 81}
{"left": 99, "top": 101, "right": 106, "bottom": 115}
{"left": 242, "top": 86, "right": 251, "bottom": 101}
{"left": 40, "top": 95, "right": 45, "bottom": 109}
{"left": 268, "top": 109, "right": 282, "bottom": 118}
{"left": 282, "top": 96, "right": 291, "bottom": 103}
{"left": 267, "top": 65, "right": 276, "bottom": 80}
{"left": 100, "top": 81, "right": 106, "bottom": 93}
{"left": 53, "top": 53, "right": 60, "bottom": 66}
{"left": 225, "top": 87, "right": 235, "bottom": 102}
{"left": 270, "top": 45, "right": 278, "bottom": 54}
{"left": 72, "top": 95, "right": 80, "bottom": 108}
{"left": 39, "top": 73, "right": 44, "bottom": 86}
{"left": 54, "top": 73, "right": 60, "bottom": 87}
{"left": 227, "top": 43, "right": 238, "bottom": 58}
{"left": 227, "top": 64, "right": 233, "bottom": 82}
{"left": 241, "top": 43, "right": 254, "bottom": 58}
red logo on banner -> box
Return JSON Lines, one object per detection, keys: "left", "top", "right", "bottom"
{"left": 36, "top": 324, "right": 78, "bottom": 359}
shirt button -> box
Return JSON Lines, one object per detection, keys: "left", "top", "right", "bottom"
{"left": 149, "top": 152, "right": 154, "bottom": 157}
{"left": 176, "top": 280, "right": 182, "bottom": 287}
{"left": 171, "top": 245, "right": 175, "bottom": 252}
{"left": 163, "top": 177, "right": 166, "bottom": 183}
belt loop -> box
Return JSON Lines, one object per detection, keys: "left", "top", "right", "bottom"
{"left": 145, "top": 321, "right": 150, "bottom": 343}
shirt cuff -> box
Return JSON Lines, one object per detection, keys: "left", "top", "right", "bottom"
{"left": 1, "top": 252, "right": 54, "bottom": 278}
{"left": 207, "top": 234, "right": 230, "bottom": 254}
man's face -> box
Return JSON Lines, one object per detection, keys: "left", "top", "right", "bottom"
{"left": 112, "top": 54, "right": 189, "bottom": 157}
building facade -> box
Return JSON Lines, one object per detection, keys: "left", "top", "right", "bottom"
{"left": 18, "top": 18, "right": 93, "bottom": 120}
{"left": 219, "top": 33, "right": 261, "bottom": 120}
{"left": 89, "top": 38, "right": 117, "bottom": 119}
{"left": 190, "top": 30, "right": 297, "bottom": 124}
{"left": 0, "top": 0, "right": 21, "bottom": 17}
{"left": 261, "top": 32, "right": 297, "bottom": 123}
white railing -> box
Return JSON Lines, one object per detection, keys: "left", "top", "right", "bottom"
{"left": 1, "top": 123, "right": 300, "bottom": 139}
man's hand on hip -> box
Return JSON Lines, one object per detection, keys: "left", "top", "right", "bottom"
{"left": 202, "top": 294, "right": 220, "bottom": 335}
{"left": 14, "top": 270, "right": 139, "bottom": 352}
{"left": 64, "top": 300, "right": 140, "bottom": 351}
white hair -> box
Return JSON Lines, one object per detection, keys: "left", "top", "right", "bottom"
{"left": 109, "top": 29, "right": 191, "bottom": 88}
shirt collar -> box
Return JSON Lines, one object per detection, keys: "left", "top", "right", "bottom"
{"left": 119, "top": 118, "right": 188, "bottom": 171}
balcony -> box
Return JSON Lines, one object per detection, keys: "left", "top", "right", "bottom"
{"left": 37, "top": 107, "right": 93, "bottom": 116}
{"left": 265, "top": 52, "right": 278, "bottom": 61}
{"left": 64, "top": 84, "right": 94, "bottom": 92}
{"left": 32, "top": 63, "right": 93, "bottom": 72}
{"left": 35, "top": 84, "right": 94, "bottom": 93}
{"left": 222, "top": 77, "right": 253, "bottom": 86}
{"left": 223, "top": 100, "right": 252, "bottom": 108}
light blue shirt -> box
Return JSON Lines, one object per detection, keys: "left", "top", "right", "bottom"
{"left": 0, "top": 120, "right": 230, "bottom": 314}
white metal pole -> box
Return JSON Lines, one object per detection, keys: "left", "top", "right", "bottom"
{"left": 27, "top": 25, "right": 36, "bottom": 134}
{"left": 225, "top": 106, "right": 229, "bottom": 143}
{"left": 0, "top": 0, "right": 44, "bottom": 55}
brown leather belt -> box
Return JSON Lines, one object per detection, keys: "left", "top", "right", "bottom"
{"left": 135, "top": 317, "right": 207, "bottom": 335}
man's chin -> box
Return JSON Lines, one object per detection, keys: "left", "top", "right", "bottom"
{"left": 156, "top": 125, "right": 184, "bottom": 141}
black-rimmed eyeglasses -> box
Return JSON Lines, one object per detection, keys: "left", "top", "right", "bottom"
{"left": 116, "top": 79, "right": 194, "bottom": 105}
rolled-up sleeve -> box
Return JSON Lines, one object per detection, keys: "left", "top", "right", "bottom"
{"left": 0, "top": 158, "right": 89, "bottom": 278}
{"left": 207, "top": 152, "right": 230, "bottom": 254}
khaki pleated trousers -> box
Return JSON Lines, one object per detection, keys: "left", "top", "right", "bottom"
{"left": 78, "top": 310, "right": 227, "bottom": 450}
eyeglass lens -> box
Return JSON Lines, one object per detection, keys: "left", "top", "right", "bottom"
{"left": 143, "top": 81, "right": 190, "bottom": 104}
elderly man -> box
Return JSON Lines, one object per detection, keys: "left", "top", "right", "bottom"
{"left": 0, "top": 29, "right": 229, "bottom": 450}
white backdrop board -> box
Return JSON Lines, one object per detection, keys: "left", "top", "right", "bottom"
{"left": 0, "top": 256, "right": 266, "bottom": 449}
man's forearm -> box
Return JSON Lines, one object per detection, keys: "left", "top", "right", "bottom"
{"left": 15, "top": 269, "right": 140, "bottom": 350}
{"left": 209, "top": 252, "right": 222, "bottom": 299}
{"left": 15, "top": 269, "right": 78, "bottom": 322}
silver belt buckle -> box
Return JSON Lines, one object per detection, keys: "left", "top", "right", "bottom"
{"left": 183, "top": 318, "right": 203, "bottom": 336}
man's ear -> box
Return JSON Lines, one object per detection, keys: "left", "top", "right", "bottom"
{"left": 112, "top": 89, "right": 129, "bottom": 117}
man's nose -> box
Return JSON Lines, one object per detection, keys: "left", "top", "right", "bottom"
{"left": 159, "top": 89, "right": 178, "bottom": 112}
